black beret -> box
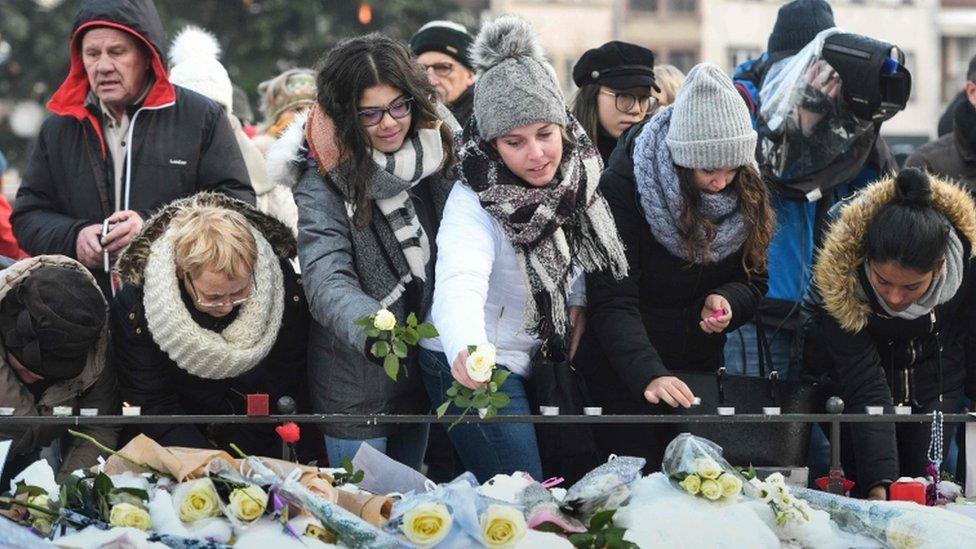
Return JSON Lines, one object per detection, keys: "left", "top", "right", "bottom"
{"left": 0, "top": 266, "right": 106, "bottom": 381}
{"left": 573, "top": 41, "right": 659, "bottom": 92}
{"left": 410, "top": 21, "right": 474, "bottom": 70}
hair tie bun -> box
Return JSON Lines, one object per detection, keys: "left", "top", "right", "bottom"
{"left": 894, "top": 167, "right": 933, "bottom": 206}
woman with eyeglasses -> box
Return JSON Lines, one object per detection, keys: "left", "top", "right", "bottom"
{"left": 571, "top": 41, "right": 660, "bottom": 164}
{"left": 112, "top": 193, "right": 309, "bottom": 457}
{"left": 271, "top": 33, "right": 455, "bottom": 471}
{"left": 419, "top": 15, "right": 628, "bottom": 482}
{"left": 575, "top": 63, "right": 774, "bottom": 470}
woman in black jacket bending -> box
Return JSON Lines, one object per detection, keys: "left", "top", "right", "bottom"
{"left": 802, "top": 168, "right": 976, "bottom": 499}
{"left": 577, "top": 63, "right": 774, "bottom": 470}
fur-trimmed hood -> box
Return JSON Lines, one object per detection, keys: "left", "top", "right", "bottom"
{"left": 813, "top": 174, "right": 976, "bottom": 332}
{"left": 265, "top": 111, "right": 309, "bottom": 190}
{"left": 117, "top": 192, "right": 296, "bottom": 286}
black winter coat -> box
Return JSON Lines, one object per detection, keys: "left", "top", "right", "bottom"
{"left": 801, "top": 176, "right": 976, "bottom": 494}
{"left": 112, "top": 195, "right": 307, "bottom": 456}
{"left": 577, "top": 122, "right": 768, "bottom": 403}
{"left": 13, "top": 0, "right": 254, "bottom": 293}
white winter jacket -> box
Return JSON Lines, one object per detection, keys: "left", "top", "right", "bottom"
{"left": 423, "top": 183, "right": 584, "bottom": 377}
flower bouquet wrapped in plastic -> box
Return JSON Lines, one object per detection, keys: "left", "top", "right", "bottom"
{"left": 662, "top": 433, "right": 744, "bottom": 503}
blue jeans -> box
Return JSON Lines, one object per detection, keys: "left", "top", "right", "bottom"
{"left": 723, "top": 322, "right": 797, "bottom": 379}
{"left": 325, "top": 423, "right": 429, "bottom": 472}
{"left": 419, "top": 348, "right": 542, "bottom": 483}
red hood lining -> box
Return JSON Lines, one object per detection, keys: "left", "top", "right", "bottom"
{"left": 46, "top": 20, "right": 175, "bottom": 159}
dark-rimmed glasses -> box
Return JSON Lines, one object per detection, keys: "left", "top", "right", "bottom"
{"left": 600, "top": 89, "right": 658, "bottom": 114}
{"left": 186, "top": 273, "right": 255, "bottom": 309}
{"left": 357, "top": 97, "right": 414, "bottom": 127}
{"left": 420, "top": 62, "right": 455, "bottom": 77}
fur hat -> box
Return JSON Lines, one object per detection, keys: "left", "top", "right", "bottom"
{"left": 471, "top": 15, "right": 567, "bottom": 141}
{"left": 168, "top": 26, "right": 233, "bottom": 112}
{"left": 666, "top": 63, "right": 756, "bottom": 170}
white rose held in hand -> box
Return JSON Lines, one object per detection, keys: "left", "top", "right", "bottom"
{"left": 228, "top": 485, "right": 268, "bottom": 522}
{"left": 373, "top": 309, "right": 397, "bottom": 331}
{"left": 466, "top": 343, "right": 497, "bottom": 383}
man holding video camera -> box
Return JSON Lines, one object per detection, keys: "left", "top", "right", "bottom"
{"left": 11, "top": 0, "right": 254, "bottom": 296}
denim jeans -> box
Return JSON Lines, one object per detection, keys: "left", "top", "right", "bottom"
{"left": 723, "top": 321, "right": 797, "bottom": 379}
{"left": 419, "top": 348, "right": 542, "bottom": 483}
{"left": 324, "top": 423, "right": 429, "bottom": 472}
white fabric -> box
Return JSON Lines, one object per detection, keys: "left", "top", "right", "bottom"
{"left": 424, "top": 184, "right": 582, "bottom": 377}
{"left": 142, "top": 226, "right": 284, "bottom": 380}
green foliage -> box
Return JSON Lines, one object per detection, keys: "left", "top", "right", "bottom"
{"left": 568, "top": 509, "right": 639, "bottom": 549}
{"left": 332, "top": 457, "right": 365, "bottom": 486}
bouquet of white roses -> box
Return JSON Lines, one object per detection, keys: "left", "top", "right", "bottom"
{"left": 356, "top": 309, "right": 438, "bottom": 381}
{"left": 662, "top": 433, "right": 744, "bottom": 503}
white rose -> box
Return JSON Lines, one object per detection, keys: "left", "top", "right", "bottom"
{"left": 373, "top": 309, "right": 397, "bottom": 331}
{"left": 228, "top": 485, "right": 269, "bottom": 522}
{"left": 718, "top": 473, "right": 743, "bottom": 498}
{"left": 481, "top": 504, "right": 527, "bottom": 548}
{"left": 401, "top": 502, "right": 453, "bottom": 547}
{"left": 693, "top": 457, "right": 723, "bottom": 480}
{"left": 109, "top": 502, "right": 152, "bottom": 531}
{"left": 466, "top": 344, "right": 497, "bottom": 383}
{"left": 174, "top": 478, "right": 221, "bottom": 523}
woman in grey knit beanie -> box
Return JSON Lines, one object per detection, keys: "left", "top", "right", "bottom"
{"left": 420, "top": 14, "right": 628, "bottom": 483}
{"left": 575, "top": 63, "right": 776, "bottom": 471}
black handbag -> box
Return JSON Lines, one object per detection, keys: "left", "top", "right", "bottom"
{"left": 660, "top": 324, "right": 824, "bottom": 467}
{"left": 527, "top": 337, "right": 601, "bottom": 483}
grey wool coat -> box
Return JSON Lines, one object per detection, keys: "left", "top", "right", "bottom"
{"left": 270, "top": 115, "right": 453, "bottom": 439}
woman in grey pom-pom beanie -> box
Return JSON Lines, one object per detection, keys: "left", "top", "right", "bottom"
{"left": 575, "top": 63, "right": 776, "bottom": 471}
{"left": 419, "top": 14, "right": 629, "bottom": 483}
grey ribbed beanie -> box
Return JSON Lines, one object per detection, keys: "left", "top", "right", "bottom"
{"left": 665, "top": 63, "right": 756, "bottom": 170}
{"left": 471, "top": 15, "right": 567, "bottom": 141}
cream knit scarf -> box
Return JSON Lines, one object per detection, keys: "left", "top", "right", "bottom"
{"left": 142, "top": 226, "right": 284, "bottom": 380}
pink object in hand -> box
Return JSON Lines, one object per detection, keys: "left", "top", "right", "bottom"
{"left": 708, "top": 308, "right": 729, "bottom": 320}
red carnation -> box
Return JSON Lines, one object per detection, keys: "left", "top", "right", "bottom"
{"left": 275, "top": 422, "right": 301, "bottom": 444}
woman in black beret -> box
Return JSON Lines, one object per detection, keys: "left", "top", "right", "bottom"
{"left": 571, "top": 41, "right": 660, "bottom": 164}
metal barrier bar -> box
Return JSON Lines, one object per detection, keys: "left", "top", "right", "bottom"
{"left": 0, "top": 413, "right": 971, "bottom": 425}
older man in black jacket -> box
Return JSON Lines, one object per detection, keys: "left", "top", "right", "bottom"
{"left": 12, "top": 0, "right": 253, "bottom": 296}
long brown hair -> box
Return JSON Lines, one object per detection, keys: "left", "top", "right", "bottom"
{"left": 570, "top": 83, "right": 601, "bottom": 143}
{"left": 315, "top": 33, "right": 455, "bottom": 228}
{"left": 675, "top": 164, "right": 774, "bottom": 275}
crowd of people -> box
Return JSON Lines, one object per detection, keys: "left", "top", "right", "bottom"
{"left": 0, "top": 0, "right": 974, "bottom": 505}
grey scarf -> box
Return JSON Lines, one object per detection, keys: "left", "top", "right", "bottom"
{"left": 866, "top": 227, "right": 965, "bottom": 320}
{"left": 328, "top": 128, "right": 444, "bottom": 311}
{"left": 633, "top": 106, "right": 747, "bottom": 263}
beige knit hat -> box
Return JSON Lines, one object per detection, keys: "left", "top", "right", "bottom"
{"left": 665, "top": 63, "right": 756, "bottom": 169}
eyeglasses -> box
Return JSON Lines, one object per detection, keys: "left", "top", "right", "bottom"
{"left": 420, "top": 62, "right": 455, "bottom": 77}
{"left": 600, "top": 89, "right": 659, "bottom": 114}
{"left": 186, "top": 274, "right": 255, "bottom": 309}
{"left": 357, "top": 97, "right": 414, "bottom": 127}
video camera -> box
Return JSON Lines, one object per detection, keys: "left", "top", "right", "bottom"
{"left": 821, "top": 33, "right": 912, "bottom": 122}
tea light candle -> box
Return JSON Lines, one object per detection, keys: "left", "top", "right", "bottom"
{"left": 865, "top": 406, "right": 884, "bottom": 415}
{"left": 539, "top": 406, "right": 560, "bottom": 416}
{"left": 122, "top": 402, "right": 141, "bottom": 416}
{"left": 583, "top": 406, "right": 603, "bottom": 416}
{"left": 691, "top": 397, "right": 702, "bottom": 406}
{"left": 763, "top": 407, "right": 781, "bottom": 415}
{"left": 0, "top": 407, "right": 15, "bottom": 416}
{"left": 53, "top": 406, "right": 73, "bottom": 416}
{"left": 80, "top": 408, "right": 99, "bottom": 417}
{"left": 717, "top": 407, "right": 736, "bottom": 416}
{"left": 894, "top": 405, "right": 913, "bottom": 415}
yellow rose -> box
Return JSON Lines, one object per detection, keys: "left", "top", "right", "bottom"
{"left": 229, "top": 485, "right": 269, "bottom": 522}
{"left": 693, "top": 457, "right": 723, "bottom": 480}
{"left": 400, "top": 502, "right": 453, "bottom": 547}
{"left": 678, "top": 474, "right": 701, "bottom": 495}
{"left": 465, "top": 344, "right": 497, "bottom": 383}
{"left": 109, "top": 502, "right": 152, "bottom": 531}
{"left": 175, "top": 479, "right": 221, "bottom": 523}
{"left": 699, "top": 479, "right": 722, "bottom": 501}
{"left": 481, "top": 504, "right": 527, "bottom": 548}
{"left": 718, "top": 473, "right": 743, "bottom": 498}
{"left": 374, "top": 309, "right": 397, "bottom": 331}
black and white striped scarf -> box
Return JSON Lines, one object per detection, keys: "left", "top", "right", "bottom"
{"left": 457, "top": 110, "right": 628, "bottom": 339}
